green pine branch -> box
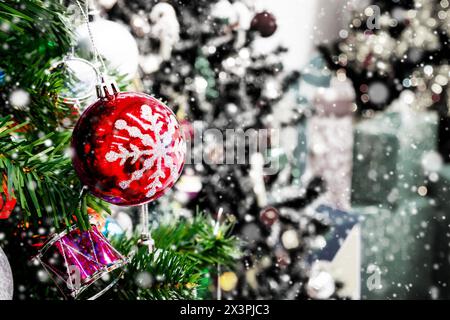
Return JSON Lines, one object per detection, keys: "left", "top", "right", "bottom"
{"left": 0, "top": 116, "right": 108, "bottom": 229}
{"left": 152, "top": 213, "right": 240, "bottom": 268}
{"left": 0, "top": 1, "right": 240, "bottom": 301}
{"left": 0, "top": 1, "right": 112, "bottom": 228}
{"left": 0, "top": 0, "right": 73, "bottom": 131}
{"left": 109, "top": 214, "right": 240, "bottom": 300}
{"left": 114, "top": 248, "right": 201, "bottom": 300}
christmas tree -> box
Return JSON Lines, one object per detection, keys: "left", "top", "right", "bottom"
{"left": 101, "top": 0, "right": 332, "bottom": 299}
{"left": 0, "top": 0, "right": 336, "bottom": 300}
{"left": 0, "top": 0, "right": 238, "bottom": 300}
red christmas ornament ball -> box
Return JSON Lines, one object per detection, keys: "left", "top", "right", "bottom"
{"left": 251, "top": 11, "right": 277, "bottom": 38}
{"left": 72, "top": 91, "right": 186, "bottom": 206}
{"left": 0, "top": 174, "right": 17, "bottom": 219}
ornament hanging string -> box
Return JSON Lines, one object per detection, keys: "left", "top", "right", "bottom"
{"left": 74, "top": 0, "right": 107, "bottom": 80}
{"left": 77, "top": 185, "right": 89, "bottom": 227}
{"left": 140, "top": 203, "right": 154, "bottom": 252}
{"left": 214, "top": 207, "right": 223, "bottom": 300}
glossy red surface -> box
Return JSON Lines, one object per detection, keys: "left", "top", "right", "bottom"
{"left": 0, "top": 176, "right": 16, "bottom": 219}
{"left": 72, "top": 92, "right": 186, "bottom": 206}
{"left": 251, "top": 11, "right": 277, "bottom": 38}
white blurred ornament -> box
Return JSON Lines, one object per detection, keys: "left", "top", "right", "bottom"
{"left": 263, "top": 78, "right": 282, "bottom": 100}
{"left": 368, "top": 81, "right": 389, "bottom": 105}
{"left": 135, "top": 271, "right": 153, "bottom": 289}
{"left": 281, "top": 230, "right": 300, "bottom": 250}
{"left": 9, "top": 89, "right": 30, "bottom": 111}
{"left": 111, "top": 209, "right": 133, "bottom": 237}
{"left": 140, "top": 54, "right": 162, "bottom": 74}
{"left": 421, "top": 151, "right": 443, "bottom": 173}
{"left": 76, "top": 18, "right": 139, "bottom": 80}
{"left": 149, "top": 2, "right": 180, "bottom": 61}
{"left": 130, "top": 14, "right": 151, "bottom": 38}
{"left": 306, "top": 262, "right": 335, "bottom": 299}
{"left": 0, "top": 246, "right": 13, "bottom": 300}
{"left": 232, "top": 2, "right": 252, "bottom": 30}
{"left": 221, "top": 53, "right": 250, "bottom": 77}
{"left": 175, "top": 173, "right": 202, "bottom": 199}
{"left": 249, "top": 153, "right": 268, "bottom": 207}
{"left": 194, "top": 76, "right": 208, "bottom": 95}
{"left": 225, "top": 103, "right": 239, "bottom": 115}
{"left": 211, "top": 0, "right": 238, "bottom": 25}
{"left": 97, "top": 0, "right": 117, "bottom": 11}
{"left": 400, "top": 90, "right": 416, "bottom": 105}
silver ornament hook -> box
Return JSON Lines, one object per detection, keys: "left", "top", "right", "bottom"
{"left": 214, "top": 207, "right": 224, "bottom": 300}
{"left": 75, "top": 0, "right": 107, "bottom": 81}
{"left": 139, "top": 203, "right": 154, "bottom": 252}
{"left": 95, "top": 76, "right": 119, "bottom": 99}
{"left": 75, "top": 0, "right": 120, "bottom": 100}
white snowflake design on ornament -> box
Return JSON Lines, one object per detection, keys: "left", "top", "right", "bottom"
{"left": 105, "top": 104, "right": 185, "bottom": 197}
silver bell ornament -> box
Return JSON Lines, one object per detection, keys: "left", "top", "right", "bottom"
{"left": 51, "top": 55, "right": 98, "bottom": 125}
